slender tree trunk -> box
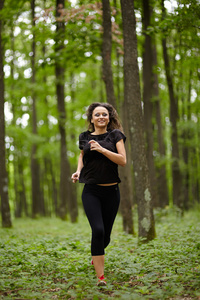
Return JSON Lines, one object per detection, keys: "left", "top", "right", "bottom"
{"left": 41, "top": 2, "right": 58, "bottom": 216}
{"left": 49, "top": 161, "right": 58, "bottom": 216}
{"left": 9, "top": 23, "right": 28, "bottom": 217}
{"left": 182, "top": 70, "right": 192, "bottom": 210}
{"left": 56, "top": 0, "right": 67, "bottom": 220}
{"left": 10, "top": 25, "right": 20, "bottom": 217}
{"left": 18, "top": 158, "right": 28, "bottom": 216}
{"left": 120, "top": 0, "right": 155, "bottom": 241}
{"left": 102, "top": 0, "right": 117, "bottom": 108}
{"left": 0, "top": 0, "right": 12, "bottom": 227}
{"left": 69, "top": 72, "right": 78, "bottom": 221}
{"left": 113, "top": 0, "right": 121, "bottom": 109}
{"left": 119, "top": 101, "right": 134, "bottom": 234}
{"left": 152, "top": 44, "right": 169, "bottom": 207}
{"left": 161, "top": 0, "right": 183, "bottom": 210}
{"left": 31, "top": 0, "right": 42, "bottom": 218}
{"left": 55, "top": 0, "right": 78, "bottom": 222}
{"left": 142, "top": 0, "right": 159, "bottom": 207}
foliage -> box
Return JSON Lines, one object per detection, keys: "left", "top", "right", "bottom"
{"left": 0, "top": 0, "right": 199, "bottom": 221}
{"left": 0, "top": 209, "right": 200, "bottom": 299}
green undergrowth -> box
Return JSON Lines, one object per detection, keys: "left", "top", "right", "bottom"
{"left": 0, "top": 208, "right": 200, "bottom": 299}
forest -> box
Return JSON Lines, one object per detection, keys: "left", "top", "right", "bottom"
{"left": 0, "top": 0, "right": 200, "bottom": 298}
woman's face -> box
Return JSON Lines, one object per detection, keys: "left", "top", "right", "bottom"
{"left": 91, "top": 106, "right": 110, "bottom": 130}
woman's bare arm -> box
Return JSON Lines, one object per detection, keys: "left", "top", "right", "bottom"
{"left": 71, "top": 150, "right": 84, "bottom": 183}
{"left": 89, "top": 139, "right": 126, "bottom": 167}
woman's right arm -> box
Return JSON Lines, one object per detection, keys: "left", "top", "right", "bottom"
{"left": 71, "top": 150, "right": 84, "bottom": 183}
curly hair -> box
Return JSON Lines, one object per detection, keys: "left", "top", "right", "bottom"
{"left": 86, "top": 102, "right": 123, "bottom": 132}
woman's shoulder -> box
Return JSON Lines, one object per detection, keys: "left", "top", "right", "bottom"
{"left": 108, "top": 129, "right": 126, "bottom": 142}
{"left": 109, "top": 129, "right": 125, "bottom": 136}
{"left": 109, "top": 128, "right": 123, "bottom": 134}
{"left": 79, "top": 131, "right": 90, "bottom": 139}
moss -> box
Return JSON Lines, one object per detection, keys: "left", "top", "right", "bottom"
{"left": 144, "top": 188, "right": 151, "bottom": 202}
{"left": 141, "top": 217, "right": 150, "bottom": 232}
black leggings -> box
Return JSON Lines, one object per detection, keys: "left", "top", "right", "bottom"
{"left": 82, "top": 184, "right": 120, "bottom": 256}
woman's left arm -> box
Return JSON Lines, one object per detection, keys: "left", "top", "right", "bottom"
{"left": 89, "top": 139, "right": 127, "bottom": 167}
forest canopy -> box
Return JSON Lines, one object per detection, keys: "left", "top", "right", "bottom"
{"left": 0, "top": 0, "right": 199, "bottom": 233}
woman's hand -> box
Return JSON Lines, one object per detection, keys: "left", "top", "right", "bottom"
{"left": 89, "top": 139, "right": 126, "bottom": 166}
{"left": 71, "top": 171, "right": 80, "bottom": 183}
{"left": 89, "top": 140, "right": 103, "bottom": 153}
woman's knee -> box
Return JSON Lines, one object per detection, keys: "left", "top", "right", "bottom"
{"left": 92, "top": 226, "right": 104, "bottom": 239}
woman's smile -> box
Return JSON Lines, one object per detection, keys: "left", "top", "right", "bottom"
{"left": 91, "top": 106, "right": 110, "bottom": 129}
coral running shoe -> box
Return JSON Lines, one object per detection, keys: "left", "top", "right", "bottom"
{"left": 97, "top": 275, "right": 107, "bottom": 286}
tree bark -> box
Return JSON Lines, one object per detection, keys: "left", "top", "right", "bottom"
{"left": 41, "top": 2, "right": 58, "bottom": 217}
{"left": 10, "top": 24, "right": 20, "bottom": 217}
{"left": 49, "top": 161, "right": 58, "bottom": 216}
{"left": 113, "top": 0, "right": 121, "bottom": 109}
{"left": 119, "top": 101, "right": 134, "bottom": 234}
{"left": 0, "top": 0, "right": 12, "bottom": 227}
{"left": 69, "top": 72, "right": 78, "bottom": 221}
{"left": 142, "top": 0, "right": 159, "bottom": 207}
{"left": 30, "top": 0, "right": 42, "bottom": 218}
{"left": 161, "top": 0, "right": 183, "bottom": 209}
{"left": 55, "top": 0, "right": 78, "bottom": 222}
{"left": 17, "top": 157, "right": 28, "bottom": 217}
{"left": 102, "top": 0, "right": 117, "bottom": 108}
{"left": 182, "top": 70, "right": 192, "bottom": 210}
{"left": 152, "top": 44, "right": 169, "bottom": 207}
{"left": 120, "top": 0, "right": 155, "bottom": 241}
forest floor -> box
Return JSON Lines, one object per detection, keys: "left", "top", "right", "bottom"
{"left": 0, "top": 207, "right": 200, "bottom": 299}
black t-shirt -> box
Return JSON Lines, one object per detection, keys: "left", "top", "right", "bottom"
{"left": 79, "top": 129, "right": 126, "bottom": 184}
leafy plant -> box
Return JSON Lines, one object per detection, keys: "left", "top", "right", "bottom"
{"left": 0, "top": 209, "right": 200, "bottom": 299}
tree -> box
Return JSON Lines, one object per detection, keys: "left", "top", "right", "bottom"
{"left": 102, "top": 0, "right": 116, "bottom": 108}
{"left": 142, "top": 0, "right": 159, "bottom": 207}
{"left": 152, "top": 44, "right": 169, "bottom": 208}
{"left": 31, "top": 0, "right": 43, "bottom": 218}
{"left": 55, "top": 0, "right": 78, "bottom": 222}
{"left": 120, "top": 0, "right": 155, "bottom": 241}
{"left": 119, "top": 101, "right": 134, "bottom": 234}
{"left": 161, "top": 0, "right": 183, "bottom": 209}
{"left": 0, "top": 0, "right": 12, "bottom": 227}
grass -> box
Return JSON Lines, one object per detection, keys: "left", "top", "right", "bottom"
{"left": 0, "top": 207, "right": 200, "bottom": 299}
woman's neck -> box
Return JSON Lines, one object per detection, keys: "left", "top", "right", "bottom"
{"left": 92, "top": 128, "right": 107, "bottom": 135}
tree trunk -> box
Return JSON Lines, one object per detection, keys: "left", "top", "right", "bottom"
{"left": 10, "top": 25, "right": 20, "bottom": 217}
{"left": 161, "top": 0, "right": 183, "bottom": 210}
{"left": 142, "top": 0, "right": 159, "bottom": 207}
{"left": 55, "top": 0, "right": 78, "bottom": 222}
{"left": 120, "top": 0, "right": 155, "bottom": 241}
{"left": 152, "top": 44, "right": 169, "bottom": 207}
{"left": 49, "top": 161, "right": 58, "bottom": 216}
{"left": 119, "top": 101, "right": 134, "bottom": 234}
{"left": 182, "top": 70, "right": 192, "bottom": 210}
{"left": 113, "top": 0, "right": 121, "bottom": 109}
{"left": 102, "top": 0, "right": 117, "bottom": 108}
{"left": 18, "top": 158, "right": 28, "bottom": 217}
{"left": 0, "top": 0, "right": 12, "bottom": 227}
{"left": 69, "top": 72, "right": 78, "bottom": 221}
{"left": 30, "top": 0, "right": 42, "bottom": 218}
{"left": 41, "top": 4, "right": 58, "bottom": 217}
{"left": 9, "top": 22, "right": 28, "bottom": 218}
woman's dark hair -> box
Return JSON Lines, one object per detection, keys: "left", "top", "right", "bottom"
{"left": 86, "top": 102, "right": 123, "bottom": 132}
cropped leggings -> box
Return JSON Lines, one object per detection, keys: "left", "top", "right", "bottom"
{"left": 82, "top": 184, "right": 120, "bottom": 256}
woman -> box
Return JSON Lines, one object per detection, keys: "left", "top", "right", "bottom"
{"left": 71, "top": 102, "right": 126, "bottom": 286}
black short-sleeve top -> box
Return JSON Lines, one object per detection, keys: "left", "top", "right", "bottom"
{"left": 79, "top": 129, "right": 126, "bottom": 184}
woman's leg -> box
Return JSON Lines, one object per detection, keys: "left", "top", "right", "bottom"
{"left": 82, "top": 185, "right": 105, "bottom": 278}
{"left": 101, "top": 185, "right": 120, "bottom": 249}
{"left": 92, "top": 255, "right": 105, "bottom": 278}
